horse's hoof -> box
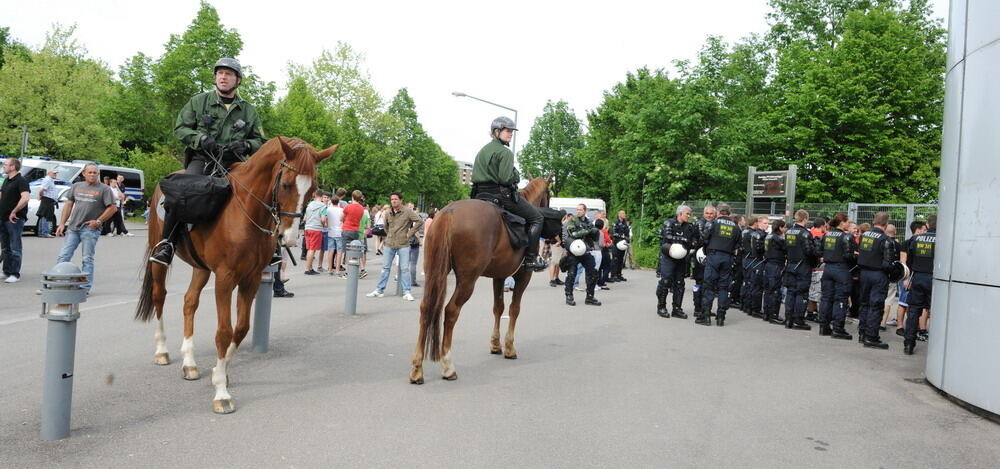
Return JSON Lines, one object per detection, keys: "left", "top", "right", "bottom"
{"left": 153, "top": 353, "right": 170, "bottom": 366}
{"left": 490, "top": 349, "right": 502, "bottom": 355}
{"left": 504, "top": 354, "right": 518, "bottom": 360}
{"left": 442, "top": 372, "right": 458, "bottom": 381}
{"left": 182, "top": 366, "right": 200, "bottom": 381}
{"left": 410, "top": 377, "right": 424, "bottom": 385}
{"left": 212, "top": 399, "right": 236, "bottom": 414}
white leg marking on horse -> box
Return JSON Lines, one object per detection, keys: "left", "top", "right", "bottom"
{"left": 154, "top": 318, "right": 168, "bottom": 356}
{"left": 442, "top": 350, "right": 455, "bottom": 377}
{"left": 212, "top": 357, "right": 231, "bottom": 402}
{"left": 180, "top": 336, "right": 196, "bottom": 368}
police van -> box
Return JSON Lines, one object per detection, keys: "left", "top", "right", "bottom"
{"left": 549, "top": 197, "right": 607, "bottom": 220}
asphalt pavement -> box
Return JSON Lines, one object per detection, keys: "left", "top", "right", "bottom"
{"left": 1, "top": 224, "right": 998, "bottom": 468}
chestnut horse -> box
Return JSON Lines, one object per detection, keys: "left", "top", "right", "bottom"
{"left": 135, "top": 137, "right": 335, "bottom": 413}
{"left": 410, "top": 177, "right": 550, "bottom": 384}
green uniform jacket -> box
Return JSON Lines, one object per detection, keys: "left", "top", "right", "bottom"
{"left": 173, "top": 91, "right": 265, "bottom": 155}
{"left": 470, "top": 138, "right": 519, "bottom": 187}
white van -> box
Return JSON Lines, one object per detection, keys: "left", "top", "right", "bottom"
{"left": 22, "top": 161, "right": 145, "bottom": 233}
{"left": 549, "top": 197, "right": 607, "bottom": 220}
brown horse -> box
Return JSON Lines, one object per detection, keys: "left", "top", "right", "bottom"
{"left": 135, "top": 137, "right": 336, "bottom": 413}
{"left": 410, "top": 177, "right": 551, "bottom": 384}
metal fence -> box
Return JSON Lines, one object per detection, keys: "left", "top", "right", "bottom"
{"left": 674, "top": 200, "right": 937, "bottom": 241}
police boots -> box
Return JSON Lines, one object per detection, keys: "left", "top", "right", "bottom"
{"left": 565, "top": 293, "right": 576, "bottom": 306}
{"left": 585, "top": 294, "right": 601, "bottom": 306}
{"left": 830, "top": 327, "right": 853, "bottom": 340}
{"left": 150, "top": 240, "right": 175, "bottom": 266}
{"left": 656, "top": 281, "right": 670, "bottom": 318}
{"left": 695, "top": 312, "right": 712, "bottom": 326}
{"left": 671, "top": 307, "right": 688, "bottom": 319}
{"left": 903, "top": 340, "right": 915, "bottom": 355}
{"left": 715, "top": 311, "right": 726, "bottom": 327}
{"left": 863, "top": 335, "right": 889, "bottom": 350}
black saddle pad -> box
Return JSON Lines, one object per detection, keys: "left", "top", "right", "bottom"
{"left": 160, "top": 173, "right": 232, "bottom": 225}
{"left": 475, "top": 194, "right": 529, "bottom": 250}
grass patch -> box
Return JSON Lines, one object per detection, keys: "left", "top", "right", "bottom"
{"left": 632, "top": 243, "right": 659, "bottom": 269}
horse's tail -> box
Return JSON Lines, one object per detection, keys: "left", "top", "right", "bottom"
{"left": 134, "top": 243, "right": 160, "bottom": 322}
{"left": 421, "top": 211, "right": 453, "bottom": 362}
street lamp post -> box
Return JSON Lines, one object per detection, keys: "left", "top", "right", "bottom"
{"left": 452, "top": 92, "right": 518, "bottom": 155}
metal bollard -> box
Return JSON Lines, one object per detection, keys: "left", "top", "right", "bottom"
{"left": 344, "top": 241, "right": 363, "bottom": 315}
{"left": 39, "top": 262, "right": 88, "bottom": 441}
{"left": 252, "top": 263, "right": 278, "bottom": 353}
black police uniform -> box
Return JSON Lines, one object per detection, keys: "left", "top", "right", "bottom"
{"left": 762, "top": 231, "right": 787, "bottom": 324}
{"left": 738, "top": 227, "right": 755, "bottom": 314}
{"left": 746, "top": 227, "right": 767, "bottom": 317}
{"left": 699, "top": 216, "right": 742, "bottom": 325}
{"left": 691, "top": 217, "right": 713, "bottom": 314}
{"left": 657, "top": 216, "right": 698, "bottom": 318}
{"left": 729, "top": 224, "right": 745, "bottom": 308}
{"left": 904, "top": 228, "right": 935, "bottom": 354}
{"left": 857, "top": 226, "right": 897, "bottom": 348}
{"left": 818, "top": 228, "right": 857, "bottom": 338}
{"left": 783, "top": 223, "right": 818, "bottom": 329}
{"left": 610, "top": 219, "right": 631, "bottom": 281}
{"left": 563, "top": 216, "right": 601, "bottom": 306}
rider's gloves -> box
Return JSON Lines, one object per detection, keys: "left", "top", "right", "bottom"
{"left": 200, "top": 134, "right": 218, "bottom": 154}
{"left": 227, "top": 140, "right": 251, "bottom": 157}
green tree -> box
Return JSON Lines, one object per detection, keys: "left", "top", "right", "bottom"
{"left": 769, "top": 0, "right": 945, "bottom": 202}
{"left": 127, "top": 147, "right": 182, "bottom": 198}
{"left": 387, "top": 88, "right": 463, "bottom": 208}
{"left": 518, "top": 100, "right": 584, "bottom": 196}
{"left": 269, "top": 76, "right": 341, "bottom": 187}
{"left": 0, "top": 25, "right": 120, "bottom": 160}
{"left": 289, "top": 42, "right": 384, "bottom": 127}
{"left": 106, "top": 53, "right": 173, "bottom": 153}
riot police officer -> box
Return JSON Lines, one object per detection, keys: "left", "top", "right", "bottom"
{"left": 470, "top": 117, "right": 547, "bottom": 272}
{"left": 818, "top": 213, "right": 857, "bottom": 340}
{"left": 699, "top": 204, "right": 742, "bottom": 326}
{"left": 762, "top": 219, "right": 787, "bottom": 325}
{"left": 856, "top": 212, "right": 897, "bottom": 349}
{"left": 729, "top": 214, "right": 746, "bottom": 309}
{"left": 903, "top": 214, "right": 935, "bottom": 355}
{"left": 783, "top": 210, "right": 817, "bottom": 330}
{"left": 563, "top": 204, "right": 601, "bottom": 306}
{"left": 746, "top": 216, "right": 767, "bottom": 318}
{"left": 610, "top": 210, "right": 631, "bottom": 282}
{"left": 691, "top": 205, "right": 717, "bottom": 317}
{"left": 151, "top": 58, "right": 266, "bottom": 266}
{"left": 738, "top": 216, "right": 757, "bottom": 314}
{"left": 656, "top": 205, "right": 698, "bottom": 319}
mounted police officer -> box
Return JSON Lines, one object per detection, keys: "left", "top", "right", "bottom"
{"left": 903, "top": 214, "right": 935, "bottom": 356}
{"left": 562, "top": 204, "right": 601, "bottom": 306}
{"left": 150, "top": 58, "right": 266, "bottom": 266}
{"left": 818, "top": 213, "right": 857, "bottom": 340}
{"left": 782, "top": 210, "right": 817, "bottom": 330}
{"left": 691, "top": 205, "right": 716, "bottom": 317}
{"left": 470, "top": 117, "right": 546, "bottom": 272}
{"left": 762, "top": 219, "right": 787, "bottom": 325}
{"left": 656, "top": 205, "right": 697, "bottom": 319}
{"left": 698, "top": 204, "right": 741, "bottom": 326}
{"left": 856, "top": 212, "right": 897, "bottom": 349}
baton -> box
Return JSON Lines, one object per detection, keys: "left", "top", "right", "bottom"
{"left": 285, "top": 246, "right": 297, "bottom": 266}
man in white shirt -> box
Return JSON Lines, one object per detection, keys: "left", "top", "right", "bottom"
{"left": 37, "top": 169, "right": 58, "bottom": 238}
{"left": 326, "top": 194, "right": 346, "bottom": 276}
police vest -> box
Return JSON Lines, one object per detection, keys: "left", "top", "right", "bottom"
{"left": 706, "top": 218, "right": 739, "bottom": 254}
{"left": 785, "top": 225, "right": 809, "bottom": 262}
{"left": 822, "top": 230, "right": 849, "bottom": 263}
{"left": 910, "top": 230, "right": 936, "bottom": 273}
{"left": 765, "top": 233, "right": 785, "bottom": 261}
{"left": 857, "top": 228, "right": 888, "bottom": 269}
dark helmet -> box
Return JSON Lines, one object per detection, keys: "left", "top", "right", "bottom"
{"left": 214, "top": 57, "right": 243, "bottom": 79}
{"left": 490, "top": 116, "right": 517, "bottom": 132}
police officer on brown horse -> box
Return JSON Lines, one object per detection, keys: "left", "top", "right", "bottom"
{"left": 150, "top": 58, "right": 265, "bottom": 266}
{"left": 469, "top": 117, "right": 547, "bottom": 272}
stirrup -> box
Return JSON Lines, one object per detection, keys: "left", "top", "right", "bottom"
{"left": 149, "top": 240, "right": 175, "bottom": 266}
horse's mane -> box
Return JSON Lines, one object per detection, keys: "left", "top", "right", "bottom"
{"left": 520, "top": 178, "right": 549, "bottom": 204}
{"left": 227, "top": 137, "right": 316, "bottom": 177}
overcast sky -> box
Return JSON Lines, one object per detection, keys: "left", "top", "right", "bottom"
{"left": 8, "top": 0, "right": 949, "bottom": 163}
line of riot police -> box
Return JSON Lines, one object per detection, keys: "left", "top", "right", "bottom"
{"left": 655, "top": 205, "right": 936, "bottom": 355}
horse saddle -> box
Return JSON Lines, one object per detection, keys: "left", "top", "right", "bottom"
{"left": 475, "top": 194, "right": 566, "bottom": 250}
{"left": 160, "top": 172, "right": 232, "bottom": 225}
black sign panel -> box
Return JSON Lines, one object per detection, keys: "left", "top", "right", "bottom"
{"left": 752, "top": 172, "right": 787, "bottom": 197}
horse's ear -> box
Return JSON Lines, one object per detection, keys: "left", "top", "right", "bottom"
{"left": 278, "top": 136, "right": 294, "bottom": 157}
{"left": 315, "top": 144, "right": 339, "bottom": 163}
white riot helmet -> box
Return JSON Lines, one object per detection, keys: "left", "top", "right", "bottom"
{"left": 569, "top": 239, "right": 587, "bottom": 256}
{"left": 668, "top": 243, "right": 688, "bottom": 260}
{"left": 695, "top": 247, "right": 707, "bottom": 264}
{"left": 616, "top": 239, "right": 629, "bottom": 251}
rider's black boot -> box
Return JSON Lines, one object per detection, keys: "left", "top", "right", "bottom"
{"left": 522, "top": 219, "right": 547, "bottom": 272}
{"left": 150, "top": 211, "right": 180, "bottom": 266}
